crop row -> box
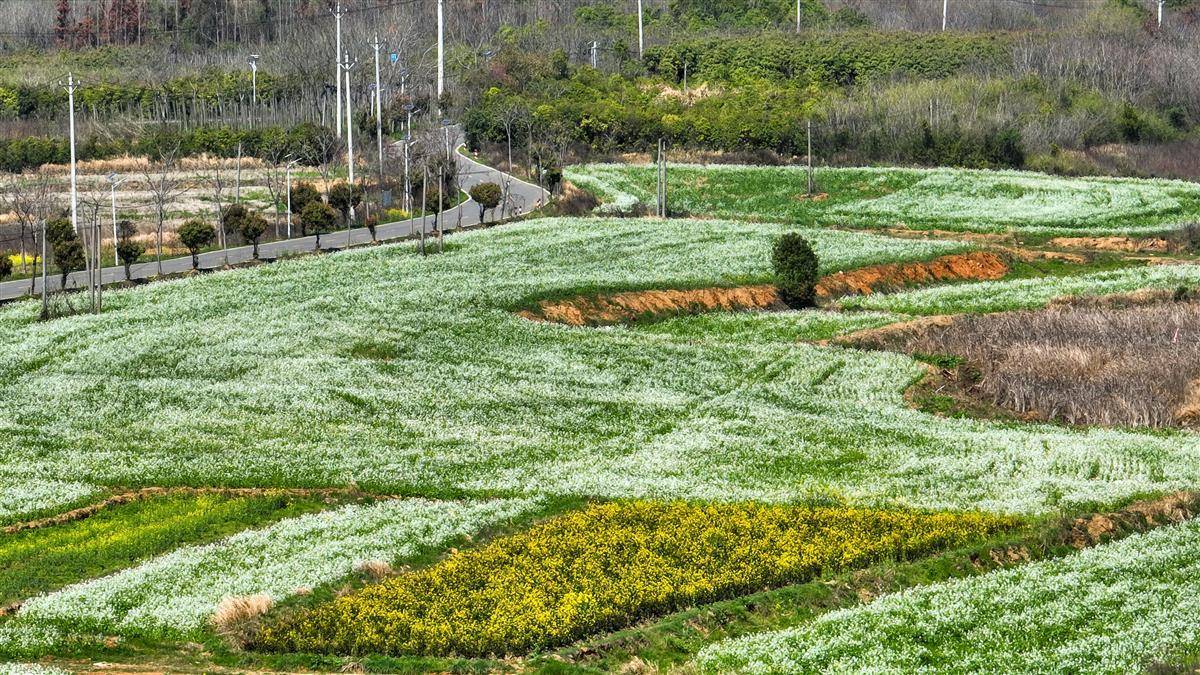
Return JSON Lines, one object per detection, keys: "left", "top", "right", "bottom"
{"left": 0, "top": 217, "right": 1197, "bottom": 521}
{"left": 841, "top": 263, "right": 1200, "bottom": 315}
{"left": 697, "top": 517, "right": 1200, "bottom": 674}
{"left": 257, "top": 501, "right": 1012, "bottom": 657}
{"left": 0, "top": 498, "right": 534, "bottom": 655}
{"left": 565, "top": 164, "right": 1200, "bottom": 235}
{"left": 0, "top": 491, "right": 330, "bottom": 607}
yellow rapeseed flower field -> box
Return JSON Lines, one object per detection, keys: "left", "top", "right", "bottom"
{"left": 256, "top": 501, "right": 1014, "bottom": 657}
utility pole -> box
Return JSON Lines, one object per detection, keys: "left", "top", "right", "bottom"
{"left": 656, "top": 138, "right": 667, "bottom": 218}
{"left": 637, "top": 0, "right": 645, "bottom": 58}
{"left": 591, "top": 40, "right": 598, "bottom": 68}
{"left": 942, "top": 0, "right": 948, "bottom": 31}
{"left": 437, "top": 0, "right": 445, "bottom": 108}
{"left": 63, "top": 73, "right": 80, "bottom": 237}
{"left": 370, "top": 34, "right": 387, "bottom": 200}
{"left": 40, "top": 218, "right": 48, "bottom": 319}
{"left": 332, "top": 2, "right": 346, "bottom": 138}
{"left": 285, "top": 159, "right": 299, "bottom": 238}
{"left": 806, "top": 118, "right": 814, "bottom": 196}
{"left": 64, "top": 71, "right": 94, "bottom": 310}
{"left": 343, "top": 50, "right": 359, "bottom": 223}
{"left": 1158, "top": 0, "right": 1165, "bottom": 27}
{"left": 420, "top": 166, "right": 428, "bottom": 255}
{"left": 107, "top": 173, "right": 125, "bottom": 266}
{"left": 797, "top": 0, "right": 801, "bottom": 33}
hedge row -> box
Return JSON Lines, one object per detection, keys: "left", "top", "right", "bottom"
{"left": 644, "top": 32, "right": 1013, "bottom": 85}
{"left": 0, "top": 122, "right": 337, "bottom": 172}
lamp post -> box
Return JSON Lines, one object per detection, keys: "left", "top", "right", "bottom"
{"left": 285, "top": 158, "right": 299, "bottom": 239}
{"left": 106, "top": 173, "right": 126, "bottom": 267}
{"left": 248, "top": 53, "right": 260, "bottom": 107}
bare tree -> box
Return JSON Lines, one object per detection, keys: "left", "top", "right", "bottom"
{"left": 142, "top": 141, "right": 188, "bottom": 277}
{"left": 3, "top": 171, "right": 56, "bottom": 296}
{"left": 207, "top": 163, "right": 229, "bottom": 266}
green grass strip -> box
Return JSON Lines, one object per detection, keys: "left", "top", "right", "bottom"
{"left": 0, "top": 491, "right": 331, "bottom": 608}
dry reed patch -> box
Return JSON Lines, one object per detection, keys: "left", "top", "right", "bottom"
{"left": 844, "top": 299, "right": 1200, "bottom": 428}
{"left": 1050, "top": 236, "right": 1173, "bottom": 253}
{"left": 37, "top": 154, "right": 267, "bottom": 176}
{"left": 213, "top": 594, "right": 274, "bottom": 649}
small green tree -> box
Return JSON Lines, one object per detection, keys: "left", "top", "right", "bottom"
{"left": 238, "top": 213, "right": 269, "bottom": 259}
{"left": 220, "top": 203, "right": 250, "bottom": 238}
{"left": 289, "top": 182, "right": 320, "bottom": 217}
{"left": 46, "top": 216, "right": 75, "bottom": 248}
{"left": 772, "top": 232, "right": 819, "bottom": 307}
{"left": 469, "top": 182, "right": 503, "bottom": 223}
{"left": 328, "top": 182, "right": 364, "bottom": 224}
{"left": 301, "top": 201, "right": 338, "bottom": 249}
{"left": 46, "top": 217, "right": 83, "bottom": 287}
{"left": 0, "top": 251, "right": 12, "bottom": 282}
{"left": 54, "top": 239, "right": 84, "bottom": 288}
{"left": 115, "top": 220, "right": 145, "bottom": 281}
{"left": 178, "top": 219, "right": 216, "bottom": 270}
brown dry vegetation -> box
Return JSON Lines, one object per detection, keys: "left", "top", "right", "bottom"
{"left": 518, "top": 285, "right": 784, "bottom": 326}
{"left": 846, "top": 298, "right": 1200, "bottom": 428}
{"left": 521, "top": 252, "right": 1008, "bottom": 326}
{"left": 1049, "top": 236, "right": 1174, "bottom": 253}
{"left": 816, "top": 251, "right": 1007, "bottom": 299}
{"left": 213, "top": 594, "right": 274, "bottom": 650}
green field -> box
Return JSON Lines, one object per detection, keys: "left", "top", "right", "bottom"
{"left": 4, "top": 166, "right": 1200, "bottom": 671}
{"left": 566, "top": 164, "right": 1200, "bottom": 235}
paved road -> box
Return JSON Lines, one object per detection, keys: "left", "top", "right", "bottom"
{"left": 0, "top": 142, "right": 549, "bottom": 302}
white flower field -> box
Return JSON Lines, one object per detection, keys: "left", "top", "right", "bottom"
{"left": 6, "top": 498, "right": 534, "bottom": 645}
{"left": 4, "top": 165, "right": 1200, "bottom": 670}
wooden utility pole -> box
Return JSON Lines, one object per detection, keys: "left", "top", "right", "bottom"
{"left": 806, "top": 118, "right": 814, "bottom": 196}
{"left": 40, "top": 219, "right": 48, "bottom": 320}
{"left": 656, "top": 139, "right": 668, "bottom": 218}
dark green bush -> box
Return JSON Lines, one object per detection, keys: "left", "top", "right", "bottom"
{"left": 300, "top": 201, "right": 339, "bottom": 249}
{"left": 772, "top": 233, "right": 819, "bottom": 307}
{"left": 289, "top": 182, "right": 320, "bottom": 215}
{"left": 178, "top": 219, "right": 216, "bottom": 270}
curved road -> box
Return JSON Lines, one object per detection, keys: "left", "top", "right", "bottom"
{"left": 0, "top": 143, "right": 549, "bottom": 302}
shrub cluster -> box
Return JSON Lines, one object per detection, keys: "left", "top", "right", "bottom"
{"left": 645, "top": 32, "right": 1011, "bottom": 85}
{"left": 773, "top": 232, "right": 820, "bottom": 307}
{"left": 256, "top": 501, "right": 1013, "bottom": 657}
{"left": 0, "top": 122, "right": 336, "bottom": 173}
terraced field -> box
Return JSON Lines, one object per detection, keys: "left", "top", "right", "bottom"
{"left": 3, "top": 166, "right": 1200, "bottom": 672}
{"left": 566, "top": 164, "right": 1200, "bottom": 235}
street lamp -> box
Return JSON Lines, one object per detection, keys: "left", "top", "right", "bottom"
{"left": 248, "top": 54, "right": 260, "bottom": 107}
{"left": 106, "top": 173, "right": 126, "bottom": 267}
{"left": 285, "top": 158, "right": 300, "bottom": 239}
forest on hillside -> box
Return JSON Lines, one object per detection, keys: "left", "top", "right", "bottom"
{"left": 2, "top": 0, "right": 1200, "bottom": 178}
